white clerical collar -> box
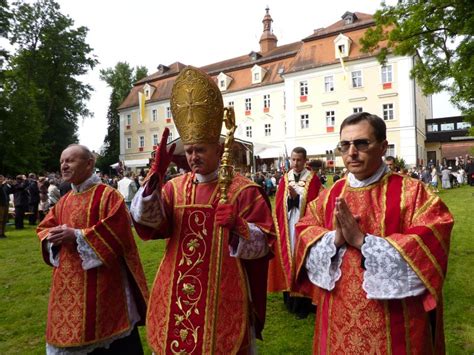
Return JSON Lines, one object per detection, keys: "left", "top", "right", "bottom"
{"left": 195, "top": 169, "right": 218, "bottom": 183}
{"left": 348, "top": 163, "right": 390, "bottom": 188}
{"left": 71, "top": 173, "right": 101, "bottom": 193}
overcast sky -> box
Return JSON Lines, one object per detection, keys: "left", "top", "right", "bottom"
{"left": 53, "top": 0, "right": 460, "bottom": 152}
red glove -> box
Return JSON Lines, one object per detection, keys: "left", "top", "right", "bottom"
{"left": 144, "top": 128, "right": 176, "bottom": 196}
{"left": 215, "top": 204, "right": 235, "bottom": 229}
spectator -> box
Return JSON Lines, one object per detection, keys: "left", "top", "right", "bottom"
{"left": 0, "top": 175, "right": 9, "bottom": 238}
{"left": 441, "top": 166, "right": 451, "bottom": 189}
{"left": 47, "top": 179, "right": 61, "bottom": 208}
{"left": 385, "top": 156, "right": 397, "bottom": 172}
{"left": 38, "top": 177, "right": 50, "bottom": 222}
{"left": 26, "top": 173, "right": 40, "bottom": 225}
{"left": 117, "top": 171, "right": 138, "bottom": 209}
{"left": 11, "top": 175, "right": 29, "bottom": 229}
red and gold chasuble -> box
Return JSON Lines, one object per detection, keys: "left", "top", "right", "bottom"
{"left": 136, "top": 173, "right": 274, "bottom": 354}
{"left": 37, "top": 184, "right": 149, "bottom": 347}
{"left": 294, "top": 173, "right": 453, "bottom": 354}
{"left": 268, "top": 170, "right": 321, "bottom": 293}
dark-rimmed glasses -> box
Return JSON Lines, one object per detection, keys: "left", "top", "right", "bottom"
{"left": 337, "top": 139, "right": 373, "bottom": 153}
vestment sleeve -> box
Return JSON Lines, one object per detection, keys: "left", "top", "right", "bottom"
{"left": 229, "top": 223, "right": 269, "bottom": 259}
{"left": 305, "top": 231, "right": 346, "bottom": 290}
{"left": 37, "top": 204, "right": 61, "bottom": 267}
{"left": 131, "top": 183, "right": 174, "bottom": 240}
{"left": 362, "top": 234, "right": 425, "bottom": 299}
{"left": 75, "top": 229, "right": 103, "bottom": 270}
{"left": 384, "top": 181, "right": 453, "bottom": 309}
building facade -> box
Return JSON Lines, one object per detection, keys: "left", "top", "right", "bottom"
{"left": 118, "top": 9, "right": 432, "bottom": 170}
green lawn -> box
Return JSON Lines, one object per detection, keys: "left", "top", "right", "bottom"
{"left": 0, "top": 185, "right": 472, "bottom": 354}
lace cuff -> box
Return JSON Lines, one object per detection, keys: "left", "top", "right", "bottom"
{"left": 130, "top": 187, "right": 165, "bottom": 228}
{"left": 75, "top": 230, "right": 103, "bottom": 270}
{"left": 47, "top": 242, "right": 60, "bottom": 267}
{"left": 362, "top": 235, "right": 426, "bottom": 299}
{"left": 305, "top": 231, "right": 346, "bottom": 291}
{"left": 229, "top": 223, "right": 269, "bottom": 260}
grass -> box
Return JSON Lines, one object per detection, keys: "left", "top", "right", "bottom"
{"left": 0, "top": 185, "right": 472, "bottom": 354}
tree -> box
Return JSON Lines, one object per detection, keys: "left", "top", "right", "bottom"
{"left": 96, "top": 62, "right": 147, "bottom": 173}
{"left": 360, "top": 0, "right": 474, "bottom": 123}
{"left": 0, "top": 0, "right": 97, "bottom": 174}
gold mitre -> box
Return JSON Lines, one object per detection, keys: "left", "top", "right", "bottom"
{"left": 170, "top": 66, "right": 224, "bottom": 145}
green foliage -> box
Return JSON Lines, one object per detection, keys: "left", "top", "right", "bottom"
{"left": 394, "top": 155, "right": 406, "bottom": 170}
{"left": 0, "top": 0, "right": 97, "bottom": 174}
{"left": 96, "top": 62, "right": 148, "bottom": 173}
{"left": 0, "top": 186, "right": 473, "bottom": 353}
{"left": 360, "top": 0, "right": 474, "bottom": 121}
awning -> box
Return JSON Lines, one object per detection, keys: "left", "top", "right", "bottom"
{"left": 124, "top": 159, "right": 149, "bottom": 168}
{"left": 257, "top": 147, "right": 284, "bottom": 159}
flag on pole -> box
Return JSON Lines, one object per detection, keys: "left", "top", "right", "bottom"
{"left": 338, "top": 49, "right": 347, "bottom": 81}
{"left": 138, "top": 92, "right": 146, "bottom": 122}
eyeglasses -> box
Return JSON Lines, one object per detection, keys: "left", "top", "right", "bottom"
{"left": 337, "top": 139, "right": 373, "bottom": 153}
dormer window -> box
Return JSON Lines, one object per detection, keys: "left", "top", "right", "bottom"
{"left": 217, "top": 72, "right": 232, "bottom": 91}
{"left": 143, "top": 83, "right": 155, "bottom": 100}
{"left": 249, "top": 51, "right": 262, "bottom": 61}
{"left": 334, "top": 33, "right": 352, "bottom": 59}
{"left": 251, "top": 64, "right": 267, "bottom": 84}
{"left": 341, "top": 11, "right": 358, "bottom": 25}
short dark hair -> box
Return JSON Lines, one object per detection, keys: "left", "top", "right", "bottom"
{"left": 385, "top": 156, "right": 395, "bottom": 162}
{"left": 292, "top": 147, "right": 307, "bottom": 159}
{"left": 340, "top": 112, "right": 387, "bottom": 142}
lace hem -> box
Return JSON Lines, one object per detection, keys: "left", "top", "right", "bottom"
{"left": 305, "top": 231, "right": 346, "bottom": 291}
{"left": 47, "top": 242, "right": 60, "bottom": 267}
{"left": 130, "top": 187, "right": 164, "bottom": 228}
{"left": 362, "top": 235, "right": 426, "bottom": 299}
{"left": 75, "top": 230, "right": 103, "bottom": 270}
{"left": 229, "top": 223, "right": 269, "bottom": 260}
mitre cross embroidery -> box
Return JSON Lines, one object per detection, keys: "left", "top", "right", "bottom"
{"left": 177, "top": 88, "right": 208, "bottom": 124}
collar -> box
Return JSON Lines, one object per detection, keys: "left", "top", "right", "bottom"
{"left": 288, "top": 168, "right": 309, "bottom": 182}
{"left": 195, "top": 169, "right": 218, "bottom": 183}
{"left": 71, "top": 174, "right": 102, "bottom": 193}
{"left": 347, "top": 163, "right": 389, "bottom": 188}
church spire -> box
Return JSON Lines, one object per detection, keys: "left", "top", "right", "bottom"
{"left": 259, "top": 7, "right": 278, "bottom": 53}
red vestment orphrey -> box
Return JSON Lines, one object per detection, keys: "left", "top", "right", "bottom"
{"left": 268, "top": 169, "right": 321, "bottom": 296}
{"left": 295, "top": 173, "right": 453, "bottom": 354}
{"left": 134, "top": 173, "right": 275, "bottom": 354}
{"left": 37, "top": 184, "right": 149, "bottom": 347}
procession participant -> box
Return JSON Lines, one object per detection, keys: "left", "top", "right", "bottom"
{"left": 267, "top": 146, "right": 321, "bottom": 318}
{"left": 37, "top": 144, "right": 149, "bottom": 354}
{"left": 131, "top": 66, "right": 274, "bottom": 354}
{"left": 294, "top": 112, "right": 453, "bottom": 353}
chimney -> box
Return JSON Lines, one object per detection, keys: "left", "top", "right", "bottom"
{"left": 259, "top": 7, "right": 278, "bottom": 53}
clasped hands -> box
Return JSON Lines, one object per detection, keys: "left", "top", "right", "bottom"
{"left": 47, "top": 224, "right": 76, "bottom": 246}
{"left": 334, "top": 197, "right": 365, "bottom": 249}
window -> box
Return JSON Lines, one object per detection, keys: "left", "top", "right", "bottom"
{"left": 427, "top": 124, "right": 439, "bottom": 132}
{"left": 152, "top": 133, "right": 159, "bottom": 146}
{"left": 457, "top": 122, "right": 471, "bottom": 130}
{"left": 166, "top": 106, "right": 172, "bottom": 119}
{"left": 264, "top": 123, "right": 271, "bottom": 136}
{"left": 353, "top": 107, "right": 363, "bottom": 113}
{"left": 351, "top": 70, "right": 362, "bottom": 88}
{"left": 263, "top": 94, "right": 270, "bottom": 109}
{"left": 152, "top": 109, "right": 157, "bottom": 122}
{"left": 382, "top": 103, "right": 394, "bottom": 121}
{"left": 325, "top": 111, "right": 335, "bottom": 127}
{"left": 381, "top": 65, "right": 393, "bottom": 83}
{"left": 126, "top": 137, "right": 132, "bottom": 149}
{"left": 245, "top": 98, "right": 252, "bottom": 111}
{"left": 386, "top": 144, "right": 395, "bottom": 157}
{"left": 254, "top": 72, "right": 260, "bottom": 81}
{"left": 441, "top": 123, "right": 455, "bottom": 131}
{"left": 220, "top": 80, "right": 225, "bottom": 88}
{"left": 228, "top": 101, "right": 234, "bottom": 107}
{"left": 300, "top": 114, "right": 309, "bottom": 129}
{"left": 246, "top": 126, "right": 252, "bottom": 138}
{"left": 139, "top": 136, "right": 145, "bottom": 148}
{"left": 324, "top": 76, "right": 334, "bottom": 92}
{"left": 300, "top": 81, "right": 308, "bottom": 96}
{"left": 126, "top": 114, "right": 132, "bottom": 126}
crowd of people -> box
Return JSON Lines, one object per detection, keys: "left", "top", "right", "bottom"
{"left": 0, "top": 66, "right": 461, "bottom": 354}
